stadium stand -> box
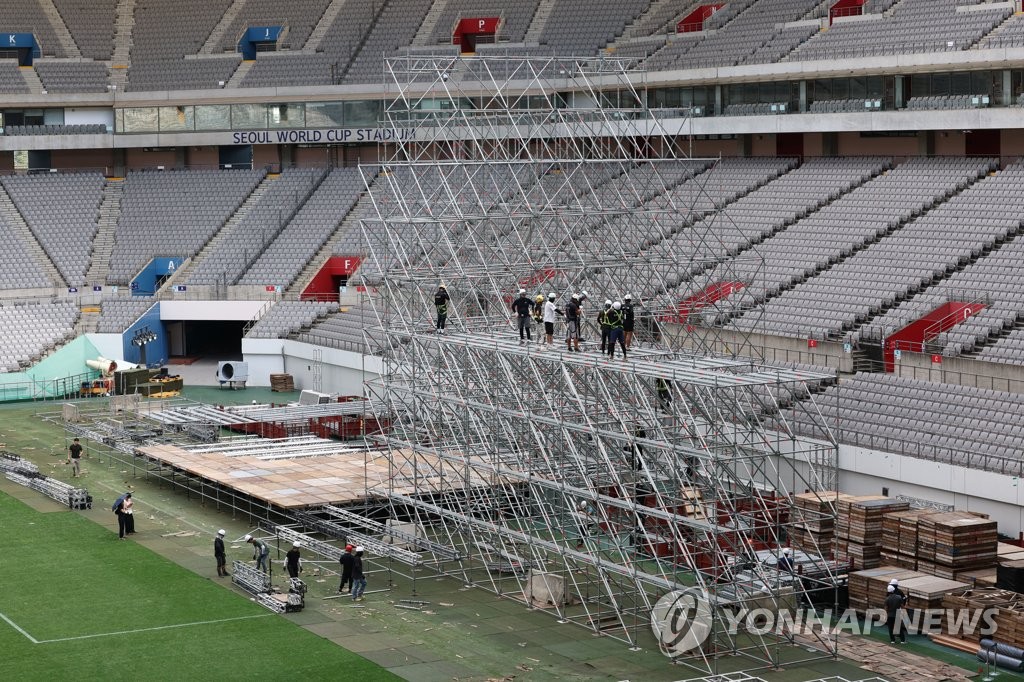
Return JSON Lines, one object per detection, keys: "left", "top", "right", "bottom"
{"left": 423, "top": 0, "right": 541, "bottom": 45}
{"left": 790, "top": 0, "right": 1013, "bottom": 62}
{"left": 0, "top": 216, "right": 52, "bottom": 290}
{"left": 95, "top": 296, "right": 157, "bottom": 333}
{"left": 107, "top": 169, "right": 265, "bottom": 285}
{"left": 186, "top": 168, "right": 328, "bottom": 285}
{"left": 295, "top": 303, "right": 379, "bottom": 352}
{"left": 533, "top": 0, "right": 652, "bottom": 55}
{"left": 342, "top": 0, "right": 434, "bottom": 83}
{"left": 0, "top": 300, "right": 79, "bottom": 373}
{"left": 0, "top": 60, "right": 30, "bottom": 94}
{"left": 125, "top": 0, "right": 239, "bottom": 91}
{"left": 786, "top": 373, "right": 1024, "bottom": 472}
{"left": 725, "top": 157, "right": 1004, "bottom": 339}
{"left": 34, "top": 60, "right": 109, "bottom": 93}
{"left": 51, "top": 0, "right": 117, "bottom": 60}
{"left": 213, "top": 0, "right": 333, "bottom": 53}
{"left": 245, "top": 300, "right": 339, "bottom": 338}
{"left": 0, "top": 173, "right": 105, "bottom": 288}
{"left": 3, "top": 0, "right": 68, "bottom": 58}
{"left": 3, "top": 124, "right": 108, "bottom": 135}
{"left": 240, "top": 168, "right": 364, "bottom": 289}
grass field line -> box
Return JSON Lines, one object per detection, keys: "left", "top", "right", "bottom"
{"left": 1, "top": 611, "right": 273, "bottom": 644}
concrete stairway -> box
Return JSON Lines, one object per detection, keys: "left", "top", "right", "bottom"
{"left": 0, "top": 184, "right": 65, "bottom": 288}
{"left": 38, "top": 0, "right": 83, "bottom": 58}
{"left": 84, "top": 178, "right": 124, "bottom": 287}
{"left": 165, "top": 174, "right": 276, "bottom": 288}
{"left": 411, "top": 0, "right": 452, "bottom": 46}
{"left": 225, "top": 59, "right": 255, "bottom": 88}
{"left": 108, "top": 0, "right": 137, "bottom": 91}
{"left": 287, "top": 194, "right": 365, "bottom": 295}
{"left": 19, "top": 67, "right": 45, "bottom": 94}
{"left": 523, "top": 0, "right": 558, "bottom": 43}
{"left": 304, "top": 0, "right": 351, "bottom": 52}
{"left": 617, "top": 0, "right": 682, "bottom": 42}
{"left": 200, "top": 0, "right": 249, "bottom": 55}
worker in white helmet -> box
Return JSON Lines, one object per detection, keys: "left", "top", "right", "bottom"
{"left": 542, "top": 292, "right": 560, "bottom": 346}
{"left": 285, "top": 541, "right": 302, "bottom": 578}
{"left": 565, "top": 294, "right": 582, "bottom": 352}
{"left": 511, "top": 288, "right": 534, "bottom": 343}
{"left": 607, "top": 301, "right": 627, "bottom": 359}
{"left": 623, "top": 294, "right": 636, "bottom": 348}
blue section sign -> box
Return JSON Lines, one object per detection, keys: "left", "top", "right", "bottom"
{"left": 131, "top": 256, "right": 183, "bottom": 296}
{"left": 1, "top": 33, "right": 40, "bottom": 64}
{"left": 239, "top": 26, "right": 283, "bottom": 59}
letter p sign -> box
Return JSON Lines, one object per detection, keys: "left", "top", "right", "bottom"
{"left": 479, "top": 19, "right": 486, "bottom": 30}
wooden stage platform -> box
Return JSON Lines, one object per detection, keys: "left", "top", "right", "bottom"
{"left": 137, "top": 440, "right": 493, "bottom": 510}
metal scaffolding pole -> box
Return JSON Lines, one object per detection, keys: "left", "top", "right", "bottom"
{"left": 360, "top": 54, "right": 840, "bottom": 675}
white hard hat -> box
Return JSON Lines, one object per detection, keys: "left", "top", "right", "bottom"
{"left": 889, "top": 578, "right": 899, "bottom": 586}
{"left": 782, "top": 548, "right": 790, "bottom": 555}
{"left": 613, "top": 301, "right": 621, "bottom": 310}
{"left": 571, "top": 293, "right": 580, "bottom": 300}
{"left": 579, "top": 500, "right": 587, "bottom": 510}
{"left": 624, "top": 294, "right": 632, "bottom": 300}
{"left": 355, "top": 545, "right": 364, "bottom": 553}
{"left": 581, "top": 290, "right": 589, "bottom": 298}
{"left": 887, "top": 585, "right": 895, "bottom": 593}
{"left": 243, "top": 534, "right": 252, "bottom": 541}
{"left": 518, "top": 288, "right": 526, "bottom": 294}
{"left": 217, "top": 529, "right": 226, "bottom": 536}
{"left": 604, "top": 299, "right": 612, "bottom": 306}
{"left": 548, "top": 292, "right": 556, "bottom": 299}
{"left": 293, "top": 541, "right": 301, "bottom": 548}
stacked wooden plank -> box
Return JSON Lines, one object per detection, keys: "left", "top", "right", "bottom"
{"left": 880, "top": 509, "right": 934, "bottom": 570}
{"left": 788, "top": 491, "right": 851, "bottom": 559}
{"left": 270, "top": 373, "right": 295, "bottom": 392}
{"left": 917, "top": 512, "right": 997, "bottom": 579}
{"left": 834, "top": 497, "right": 909, "bottom": 570}
{"left": 848, "top": 566, "right": 919, "bottom": 613}
{"left": 850, "top": 566, "right": 969, "bottom": 615}
{"left": 942, "top": 587, "right": 1021, "bottom": 644}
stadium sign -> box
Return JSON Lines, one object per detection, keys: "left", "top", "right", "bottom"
{"left": 232, "top": 128, "right": 416, "bottom": 145}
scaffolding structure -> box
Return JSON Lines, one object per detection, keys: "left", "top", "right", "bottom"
{"left": 360, "top": 55, "right": 841, "bottom": 674}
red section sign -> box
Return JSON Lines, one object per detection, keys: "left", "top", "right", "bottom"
{"left": 807, "top": 339, "right": 818, "bottom": 348}
{"left": 931, "top": 354, "right": 943, "bottom": 364}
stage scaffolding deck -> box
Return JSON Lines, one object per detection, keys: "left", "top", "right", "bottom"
{"left": 360, "top": 54, "right": 842, "bottom": 674}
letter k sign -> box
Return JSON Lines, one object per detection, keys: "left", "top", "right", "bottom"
{"left": 9, "top": 35, "right": 16, "bottom": 45}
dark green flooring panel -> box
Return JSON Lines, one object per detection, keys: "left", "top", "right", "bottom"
{"left": 0, "top": 491, "right": 396, "bottom": 681}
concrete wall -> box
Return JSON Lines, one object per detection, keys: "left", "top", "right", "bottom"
{"left": 252, "top": 144, "right": 279, "bottom": 169}
{"left": 186, "top": 146, "right": 218, "bottom": 167}
{"left": 672, "top": 324, "right": 852, "bottom": 372}
{"left": 837, "top": 132, "right": 919, "bottom": 156}
{"left": 242, "top": 337, "right": 382, "bottom": 394}
{"left": 159, "top": 299, "right": 265, "bottom": 321}
{"left": 125, "top": 147, "right": 176, "bottom": 170}
{"left": 51, "top": 148, "right": 114, "bottom": 170}
{"left": 934, "top": 130, "right": 967, "bottom": 156}
{"left": 894, "top": 349, "right": 1024, "bottom": 394}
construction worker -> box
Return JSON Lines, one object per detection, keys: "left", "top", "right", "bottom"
{"left": 542, "top": 292, "right": 560, "bottom": 345}
{"left": 597, "top": 300, "right": 612, "bottom": 352}
{"left": 623, "top": 295, "right": 636, "bottom": 348}
{"left": 245, "top": 534, "right": 269, "bottom": 572}
{"left": 607, "top": 301, "right": 627, "bottom": 359}
{"left": 532, "top": 294, "right": 544, "bottom": 326}
{"left": 338, "top": 544, "right": 355, "bottom": 593}
{"left": 777, "top": 547, "right": 795, "bottom": 573}
{"left": 565, "top": 294, "right": 582, "bottom": 352}
{"left": 434, "top": 284, "right": 450, "bottom": 334}
{"left": 214, "top": 529, "right": 229, "bottom": 577}
{"left": 510, "top": 288, "right": 534, "bottom": 343}
{"left": 656, "top": 377, "right": 672, "bottom": 412}
{"left": 285, "top": 541, "right": 302, "bottom": 579}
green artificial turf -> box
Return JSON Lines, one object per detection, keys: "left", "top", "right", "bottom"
{"left": 0, "top": 491, "right": 398, "bottom": 682}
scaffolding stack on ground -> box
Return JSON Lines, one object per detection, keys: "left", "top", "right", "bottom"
{"left": 360, "top": 54, "right": 843, "bottom": 674}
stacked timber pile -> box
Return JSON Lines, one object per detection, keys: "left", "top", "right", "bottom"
{"left": 942, "top": 587, "right": 1020, "bottom": 645}
{"left": 835, "top": 496, "right": 909, "bottom": 570}
{"left": 917, "top": 512, "right": 997, "bottom": 579}
{"left": 270, "top": 374, "right": 295, "bottom": 392}
{"left": 880, "top": 509, "right": 933, "bottom": 570}
{"left": 788, "top": 491, "right": 852, "bottom": 558}
{"left": 849, "top": 566, "right": 968, "bottom": 614}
